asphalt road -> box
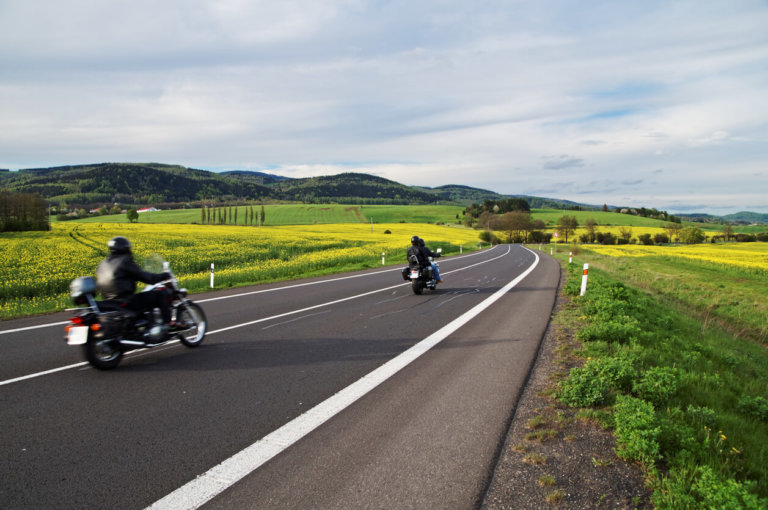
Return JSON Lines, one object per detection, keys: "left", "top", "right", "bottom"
{"left": 0, "top": 244, "right": 560, "bottom": 509}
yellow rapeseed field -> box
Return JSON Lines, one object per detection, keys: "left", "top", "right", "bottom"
{"left": 582, "top": 243, "right": 768, "bottom": 273}
{"left": 0, "top": 222, "right": 482, "bottom": 318}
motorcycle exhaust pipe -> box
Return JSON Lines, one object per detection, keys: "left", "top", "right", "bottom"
{"left": 118, "top": 340, "right": 147, "bottom": 347}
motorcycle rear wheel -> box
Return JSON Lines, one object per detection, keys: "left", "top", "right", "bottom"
{"left": 84, "top": 336, "right": 123, "bottom": 370}
{"left": 411, "top": 280, "right": 423, "bottom": 295}
{"left": 176, "top": 302, "right": 207, "bottom": 347}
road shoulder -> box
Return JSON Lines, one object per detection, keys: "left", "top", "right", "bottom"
{"left": 482, "top": 263, "right": 652, "bottom": 509}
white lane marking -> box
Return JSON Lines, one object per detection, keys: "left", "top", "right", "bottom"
{"left": 0, "top": 321, "right": 70, "bottom": 336}
{"left": 0, "top": 361, "right": 90, "bottom": 386}
{"left": 146, "top": 247, "right": 540, "bottom": 510}
{"left": 0, "top": 247, "right": 498, "bottom": 336}
{"left": 0, "top": 246, "right": 514, "bottom": 387}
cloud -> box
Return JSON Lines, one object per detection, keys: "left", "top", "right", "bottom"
{"left": 543, "top": 155, "right": 586, "bottom": 170}
{"left": 0, "top": 0, "right": 767, "bottom": 214}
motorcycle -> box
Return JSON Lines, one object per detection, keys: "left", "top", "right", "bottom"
{"left": 401, "top": 248, "right": 441, "bottom": 295}
{"left": 65, "top": 262, "right": 207, "bottom": 370}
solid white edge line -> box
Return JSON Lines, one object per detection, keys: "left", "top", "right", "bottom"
{"left": 146, "top": 247, "right": 540, "bottom": 510}
{"left": 0, "top": 247, "right": 510, "bottom": 387}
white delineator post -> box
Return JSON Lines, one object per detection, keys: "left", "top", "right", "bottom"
{"left": 580, "top": 263, "right": 589, "bottom": 296}
{"left": 382, "top": 252, "right": 386, "bottom": 265}
{"left": 210, "top": 263, "right": 215, "bottom": 288}
{"left": 569, "top": 251, "right": 573, "bottom": 264}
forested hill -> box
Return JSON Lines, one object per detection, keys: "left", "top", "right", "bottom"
{"left": 0, "top": 163, "right": 602, "bottom": 209}
{"left": 0, "top": 164, "right": 442, "bottom": 206}
{"left": 269, "top": 173, "right": 439, "bottom": 204}
{"left": 0, "top": 163, "right": 275, "bottom": 206}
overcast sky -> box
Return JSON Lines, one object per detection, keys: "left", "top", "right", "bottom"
{"left": 1, "top": 1, "right": 766, "bottom": 215}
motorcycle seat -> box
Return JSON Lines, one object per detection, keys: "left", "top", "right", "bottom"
{"left": 96, "top": 300, "right": 137, "bottom": 319}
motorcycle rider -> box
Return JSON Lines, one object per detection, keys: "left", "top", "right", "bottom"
{"left": 95, "top": 236, "right": 179, "bottom": 333}
{"left": 419, "top": 237, "right": 442, "bottom": 284}
{"left": 407, "top": 235, "right": 442, "bottom": 284}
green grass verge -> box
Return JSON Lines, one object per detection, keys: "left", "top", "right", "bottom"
{"left": 548, "top": 251, "right": 768, "bottom": 507}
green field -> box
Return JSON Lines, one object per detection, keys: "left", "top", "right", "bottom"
{"left": 73, "top": 204, "right": 466, "bottom": 226}
{"left": 72, "top": 204, "right": 754, "bottom": 235}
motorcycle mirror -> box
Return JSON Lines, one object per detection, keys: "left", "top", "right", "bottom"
{"left": 436, "top": 248, "right": 442, "bottom": 254}
{"left": 163, "top": 261, "right": 170, "bottom": 271}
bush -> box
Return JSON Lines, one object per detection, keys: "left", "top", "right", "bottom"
{"left": 596, "top": 232, "right": 616, "bottom": 245}
{"left": 557, "top": 353, "right": 638, "bottom": 407}
{"left": 576, "top": 317, "right": 640, "bottom": 344}
{"left": 479, "top": 230, "right": 500, "bottom": 244}
{"left": 633, "top": 366, "right": 679, "bottom": 406}
{"left": 654, "top": 466, "right": 767, "bottom": 509}
{"left": 613, "top": 395, "right": 660, "bottom": 465}
{"left": 638, "top": 233, "right": 654, "bottom": 245}
{"left": 558, "top": 362, "right": 612, "bottom": 407}
{"left": 736, "top": 396, "right": 768, "bottom": 422}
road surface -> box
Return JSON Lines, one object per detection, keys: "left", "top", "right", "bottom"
{"left": 0, "top": 244, "right": 559, "bottom": 509}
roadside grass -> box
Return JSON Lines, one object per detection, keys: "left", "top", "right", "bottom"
{"left": 548, "top": 251, "right": 768, "bottom": 507}
{"left": 578, "top": 244, "right": 768, "bottom": 344}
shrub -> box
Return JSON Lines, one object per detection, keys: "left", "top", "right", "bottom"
{"left": 558, "top": 362, "right": 612, "bottom": 407}
{"left": 479, "top": 230, "right": 500, "bottom": 244}
{"left": 638, "top": 233, "right": 654, "bottom": 245}
{"left": 633, "top": 366, "right": 679, "bottom": 406}
{"left": 736, "top": 396, "right": 768, "bottom": 422}
{"left": 576, "top": 317, "right": 640, "bottom": 344}
{"left": 557, "top": 353, "right": 638, "bottom": 407}
{"left": 613, "top": 395, "right": 660, "bottom": 465}
{"left": 653, "top": 465, "right": 767, "bottom": 509}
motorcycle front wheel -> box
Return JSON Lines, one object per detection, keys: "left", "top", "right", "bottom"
{"left": 175, "top": 302, "right": 207, "bottom": 347}
{"left": 84, "top": 336, "right": 123, "bottom": 370}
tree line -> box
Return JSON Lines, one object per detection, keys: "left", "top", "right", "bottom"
{"left": 0, "top": 191, "right": 49, "bottom": 232}
{"left": 198, "top": 204, "right": 266, "bottom": 226}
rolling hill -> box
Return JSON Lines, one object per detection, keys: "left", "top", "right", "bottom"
{"left": 1, "top": 163, "right": 588, "bottom": 209}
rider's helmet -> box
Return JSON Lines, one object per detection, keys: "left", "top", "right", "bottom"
{"left": 107, "top": 236, "right": 132, "bottom": 256}
{"left": 411, "top": 235, "right": 420, "bottom": 245}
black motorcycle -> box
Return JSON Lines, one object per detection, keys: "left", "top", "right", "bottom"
{"left": 401, "top": 248, "right": 442, "bottom": 295}
{"left": 65, "top": 263, "right": 207, "bottom": 369}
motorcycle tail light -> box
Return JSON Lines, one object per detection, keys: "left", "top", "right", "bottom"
{"left": 70, "top": 316, "right": 84, "bottom": 325}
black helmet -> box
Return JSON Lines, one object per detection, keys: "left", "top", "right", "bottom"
{"left": 107, "top": 236, "right": 132, "bottom": 256}
{"left": 411, "top": 235, "right": 420, "bottom": 245}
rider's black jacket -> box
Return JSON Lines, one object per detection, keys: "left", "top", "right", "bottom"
{"left": 421, "top": 245, "right": 440, "bottom": 259}
{"left": 407, "top": 245, "right": 427, "bottom": 267}
{"left": 96, "top": 254, "right": 168, "bottom": 301}
{"left": 407, "top": 244, "right": 439, "bottom": 268}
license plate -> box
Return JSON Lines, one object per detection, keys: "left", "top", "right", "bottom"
{"left": 410, "top": 270, "right": 419, "bottom": 279}
{"left": 67, "top": 326, "right": 89, "bottom": 345}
